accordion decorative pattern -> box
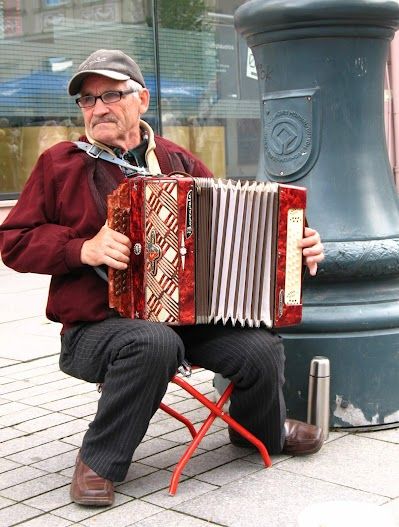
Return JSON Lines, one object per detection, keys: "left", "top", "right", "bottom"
{"left": 145, "top": 181, "right": 180, "bottom": 323}
{"left": 107, "top": 175, "right": 306, "bottom": 328}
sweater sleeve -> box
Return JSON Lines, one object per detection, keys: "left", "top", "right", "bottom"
{"left": 0, "top": 149, "right": 89, "bottom": 275}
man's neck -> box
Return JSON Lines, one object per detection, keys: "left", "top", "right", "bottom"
{"left": 114, "top": 133, "right": 148, "bottom": 168}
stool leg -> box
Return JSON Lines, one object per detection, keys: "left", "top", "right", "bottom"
{"left": 167, "top": 378, "right": 271, "bottom": 496}
{"left": 168, "top": 381, "right": 233, "bottom": 495}
{"left": 172, "top": 379, "right": 272, "bottom": 468}
{"left": 159, "top": 402, "right": 197, "bottom": 438}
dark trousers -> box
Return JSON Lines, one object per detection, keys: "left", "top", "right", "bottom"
{"left": 60, "top": 317, "right": 286, "bottom": 481}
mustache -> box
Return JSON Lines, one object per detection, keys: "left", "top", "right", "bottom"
{"left": 92, "top": 116, "right": 118, "bottom": 126}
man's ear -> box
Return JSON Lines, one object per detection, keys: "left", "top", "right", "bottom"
{"left": 138, "top": 88, "right": 150, "bottom": 114}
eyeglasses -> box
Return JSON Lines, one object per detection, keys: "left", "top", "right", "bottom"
{"left": 75, "top": 89, "right": 137, "bottom": 108}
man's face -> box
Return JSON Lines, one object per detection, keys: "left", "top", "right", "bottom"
{"left": 79, "top": 74, "right": 150, "bottom": 150}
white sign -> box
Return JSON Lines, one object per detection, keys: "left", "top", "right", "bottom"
{"left": 246, "top": 48, "right": 258, "bottom": 80}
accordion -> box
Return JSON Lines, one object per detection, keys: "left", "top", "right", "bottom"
{"left": 107, "top": 175, "right": 306, "bottom": 328}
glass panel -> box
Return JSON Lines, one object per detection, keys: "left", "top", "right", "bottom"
{"left": 157, "top": 0, "right": 260, "bottom": 180}
{"left": 0, "top": 0, "right": 158, "bottom": 198}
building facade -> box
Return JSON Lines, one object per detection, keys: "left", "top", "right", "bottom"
{"left": 0, "top": 1, "right": 397, "bottom": 220}
{"left": 0, "top": 0, "right": 261, "bottom": 219}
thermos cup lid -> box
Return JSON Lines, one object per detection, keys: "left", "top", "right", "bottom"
{"left": 309, "top": 356, "right": 330, "bottom": 377}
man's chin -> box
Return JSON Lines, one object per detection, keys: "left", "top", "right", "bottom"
{"left": 90, "top": 131, "right": 115, "bottom": 146}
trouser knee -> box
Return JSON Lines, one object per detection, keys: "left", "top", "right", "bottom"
{"left": 113, "top": 321, "right": 185, "bottom": 377}
{"left": 231, "top": 330, "right": 285, "bottom": 389}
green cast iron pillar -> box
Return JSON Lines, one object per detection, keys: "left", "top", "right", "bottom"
{"left": 235, "top": 0, "right": 399, "bottom": 429}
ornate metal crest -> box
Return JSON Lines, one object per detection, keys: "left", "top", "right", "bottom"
{"left": 263, "top": 88, "right": 321, "bottom": 182}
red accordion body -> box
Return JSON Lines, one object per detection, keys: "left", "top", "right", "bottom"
{"left": 107, "top": 175, "right": 306, "bottom": 328}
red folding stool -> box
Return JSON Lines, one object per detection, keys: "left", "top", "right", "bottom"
{"left": 159, "top": 367, "right": 272, "bottom": 495}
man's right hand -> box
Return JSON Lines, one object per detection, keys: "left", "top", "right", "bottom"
{"left": 81, "top": 222, "right": 131, "bottom": 270}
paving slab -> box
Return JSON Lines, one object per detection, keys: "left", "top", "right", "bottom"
{"left": 146, "top": 419, "right": 186, "bottom": 438}
{"left": 59, "top": 432, "right": 86, "bottom": 449}
{"left": 0, "top": 356, "right": 59, "bottom": 378}
{"left": 4, "top": 379, "right": 83, "bottom": 403}
{"left": 57, "top": 401, "right": 98, "bottom": 417}
{"left": 39, "top": 393, "right": 99, "bottom": 411}
{"left": 18, "top": 383, "right": 95, "bottom": 406}
{"left": 133, "top": 509, "right": 221, "bottom": 527}
{"left": 158, "top": 426, "right": 199, "bottom": 445}
{"left": 195, "top": 458, "right": 262, "bottom": 486}
{"left": 23, "top": 485, "right": 73, "bottom": 512}
{"left": 0, "top": 466, "right": 47, "bottom": 492}
{"left": 186, "top": 428, "right": 229, "bottom": 451}
{"left": 381, "top": 497, "right": 399, "bottom": 526}
{"left": 79, "top": 499, "right": 164, "bottom": 527}
{"left": 0, "top": 427, "right": 25, "bottom": 443}
{"left": 51, "top": 493, "right": 132, "bottom": 523}
{"left": 117, "top": 469, "right": 186, "bottom": 498}
{"left": 0, "top": 458, "right": 20, "bottom": 474}
{"left": 0, "top": 496, "right": 15, "bottom": 511}
{"left": 173, "top": 468, "right": 388, "bottom": 527}
{"left": 0, "top": 271, "right": 49, "bottom": 294}
{"left": 132, "top": 437, "right": 181, "bottom": 462}
{"left": 21, "top": 319, "right": 61, "bottom": 340}
{"left": 114, "top": 463, "right": 157, "bottom": 486}
{"left": 142, "top": 478, "right": 217, "bottom": 509}
{"left": 0, "top": 359, "right": 18, "bottom": 368}
{"left": 178, "top": 445, "right": 250, "bottom": 477}
{"left": 138, "top": 445, "right": 206, "bottom": 470}
{"left": 0, "top": 503, "right": 42, "bottom": 527}
{"left": 0, "top": 289, "right": 50, "bottom": 325}
{"left": 0, "top": 406, "right": 52, "bottom": 427}
{"left": 275, "top": 433, "right": 399, "bottom": 498}
{"left": 2, "top": 263, "right": 399, "bottom": 527}
{"left": 360, "top": 427, "right": 399, "bottom": 444}
{"left": 0, "top": 473, "right": 71, "bottom": 502}
{"left": 17, "top": 513, "right": 73, "bottom": 526}
{"left": 31, "top": 449, "right": 79, "bottom": 473}
{"left": 34, "top": 419, "right": 90, "bottom": 442}
{"left": 6, "top": 440, "right": 76, "bottom": 465}
{"left": 14, "top": 412, "right": 76, "bottom": 434}
{"left": 23, "top": 370, "right": 70, "bottom": 385}
{"left": 0, "top": 434, "right": 54, "bottom": 457}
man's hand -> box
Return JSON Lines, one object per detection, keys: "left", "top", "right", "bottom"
{"left": 81, "top": 222, "right": 131, "bottom": 270}
{"left": 298, "top": 227, "right": 324, "bottom": 276}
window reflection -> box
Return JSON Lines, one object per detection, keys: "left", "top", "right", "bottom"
{"left": 0, "top": 0, "right": 259, "bottom": 199}
{"left": 158, "top": 0, "right": 260, "bottom": 180}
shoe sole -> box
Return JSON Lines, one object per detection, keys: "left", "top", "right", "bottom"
{"left": 70, "top": 492, "right": 114, "bottom": 506}
{"left": 283, "top": 439, "right": 324, "bottom": 456}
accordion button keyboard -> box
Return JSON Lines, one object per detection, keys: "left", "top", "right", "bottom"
{"left": 284, "top": 208, "right": 303, "bottom": 305}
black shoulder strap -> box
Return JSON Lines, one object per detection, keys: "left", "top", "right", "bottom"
{"left": 74, "top": 141, "right": 149, "bottom": 176}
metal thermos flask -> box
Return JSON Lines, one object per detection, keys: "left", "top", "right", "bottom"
{"left": 307, "top": 356, "right": 330, "bottom": 441}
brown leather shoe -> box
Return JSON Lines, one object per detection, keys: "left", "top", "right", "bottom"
{"left": 282, "top": 419, "right": 323, "bottom": 455}
{"left": 70, "top": 454, "right": 114, "bottom": 506}
{"left": 229, "top": 419, "right": 323, "bottom": 456}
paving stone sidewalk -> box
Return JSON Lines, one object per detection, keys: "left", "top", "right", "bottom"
{"left": 0, "top": 260, "right": 398, "bottom": 527}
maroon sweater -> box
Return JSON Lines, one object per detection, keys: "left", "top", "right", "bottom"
{"left": 0, "top": 135, "right": 212, "bottom": 332}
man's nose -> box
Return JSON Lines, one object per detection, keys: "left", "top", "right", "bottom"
{"left": 92, "top": 97, "right": 109, "bottom": 113}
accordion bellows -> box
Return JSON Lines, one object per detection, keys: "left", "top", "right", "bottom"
{"left": 108, "top": 175, "right": 306, "bottom": 328}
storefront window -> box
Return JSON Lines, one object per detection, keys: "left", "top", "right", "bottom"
{"left": 0, "top": 0, "right": 260, "bottom": 200}
{"left": 157, "top": 0, "right": 260, "bottom": 180}
{"left": 0, "top": 0, "right": 158, "bottom": 199}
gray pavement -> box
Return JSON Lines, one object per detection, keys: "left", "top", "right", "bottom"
{"left": 0, "top": 258, "right": 398, "bottom": 527}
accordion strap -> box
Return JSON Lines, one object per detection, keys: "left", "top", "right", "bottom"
{"left": 74, "top": 141, "right": 149, "bottom": 176}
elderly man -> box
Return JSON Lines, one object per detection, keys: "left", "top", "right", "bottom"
{"left": 0, "top": 50, "right": 325, "bottom": 507}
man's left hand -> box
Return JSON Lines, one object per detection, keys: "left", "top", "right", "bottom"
{"left": 298, "top": 227, "right": 325, "bottom": 276}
